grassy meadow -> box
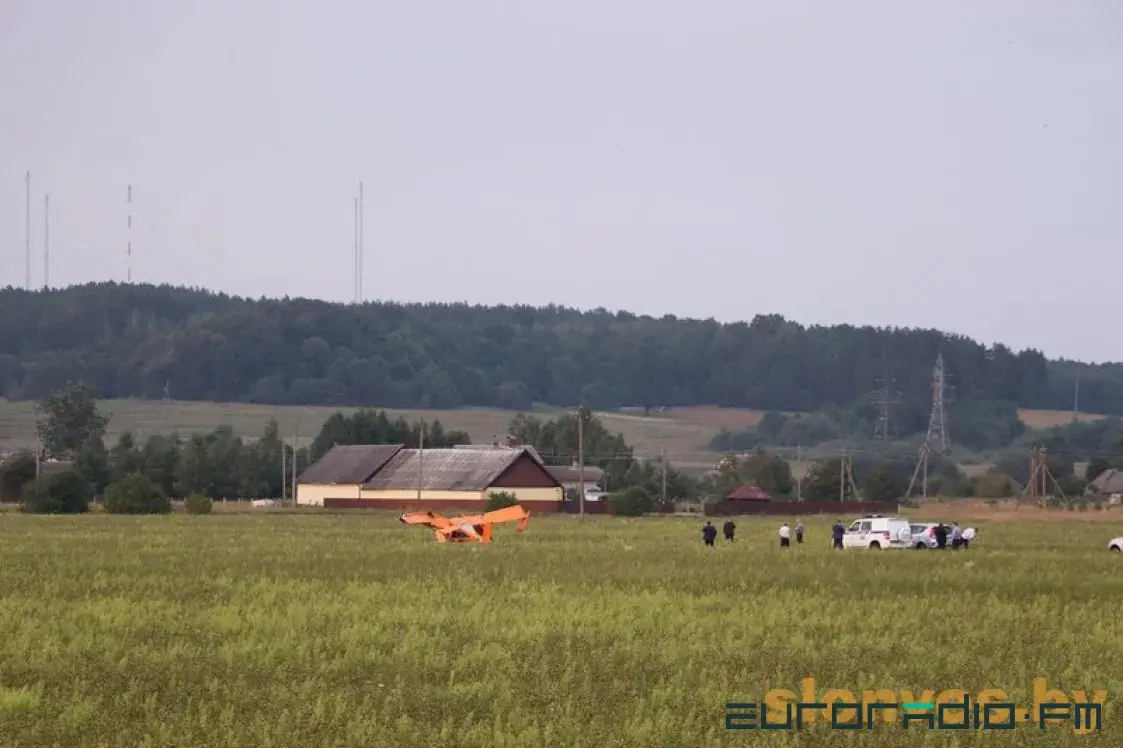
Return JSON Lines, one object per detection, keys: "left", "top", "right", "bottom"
{"left": 1, "top": 510, "right": 1121, "bottom": 746}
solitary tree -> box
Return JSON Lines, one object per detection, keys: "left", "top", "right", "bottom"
{"left": 35, "top": 382, "right": 109, "bottom": 460}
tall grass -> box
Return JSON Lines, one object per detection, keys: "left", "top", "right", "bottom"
{"left": 0, "top": 514, "right": 1120, "bottom": 746}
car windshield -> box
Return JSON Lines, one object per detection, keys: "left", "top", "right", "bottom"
{"left": 910, "top": 524, "right": 927, "bottom": 533}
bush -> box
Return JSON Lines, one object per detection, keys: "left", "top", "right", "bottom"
{"left": 104, "top": 474, "right": 171, "bottom": 515}
{"left": 486, "top": 491, "right": 519, "bottom": 511}
{"left": 184, "top": 493, "right": 213, "bottom": 515}
{"left": 0, "top": 453, "right": 38, "bottom": 502}
{"left": 20, "top": 471, "right": 92, "bottom": 514}
{"left": 974, "top": 473, "right": 1014, "bottom": 499}
{"left": 608, "top": 486, "right": 653, "bottom": 517}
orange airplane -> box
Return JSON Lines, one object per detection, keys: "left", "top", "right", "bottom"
{"left": 399, "top": 504, "right": 530, "bottom": 543}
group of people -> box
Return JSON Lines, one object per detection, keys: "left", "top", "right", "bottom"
{"left": 703, "top": 519, "right": 974, "bottom": 550}
{"left": 702, "top": 520, "right": 805, "bottom": 546}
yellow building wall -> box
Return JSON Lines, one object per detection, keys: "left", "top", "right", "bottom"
{"left": 486, "top": 487, "right": 563, "bottom": 503}
{"left": 297, "top": 483, "right": 361, "bottom": 506}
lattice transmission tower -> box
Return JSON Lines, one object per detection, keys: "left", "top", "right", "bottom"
{"left": 871, "top": 375, "right": 900, "bottom": 440}
{"left": 905, "top": 353, "right": 954, "bottom": 499}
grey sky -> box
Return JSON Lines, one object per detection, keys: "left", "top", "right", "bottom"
{"left": 2, "top": 1, "right": 1121, "bottom": 361}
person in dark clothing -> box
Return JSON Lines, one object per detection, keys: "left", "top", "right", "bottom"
{"left": 722, "top": 520, "right": 736, "bottom": 541}
{"left": 702, "top": 521, "right": 717, "bottom": 547}
{"left": 831, "top": 521, "right": 845, "bottom": 549}
{"left": 934, "top": 523, "right": 948, "bottom": 549}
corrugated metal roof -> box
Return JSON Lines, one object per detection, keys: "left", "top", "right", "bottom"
{"left": 453, "top": 443, "right": 546, "bottom": 465}
{"left": 546, "top": 465, "right": 606, "bottom": 483}
{"left": 1090, "top": 468, "right": 1123, "bottom": 493}
{"left": 298, "top": 444, "right": 405, "bottom": 484}
{"left": 363, "top": 448, "right": 529, "bottom": 491}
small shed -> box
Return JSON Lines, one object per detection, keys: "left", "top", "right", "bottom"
{"left": 725, "top": 484, "right": 773, "bottom": 502}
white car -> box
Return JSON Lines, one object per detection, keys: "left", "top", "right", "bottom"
{"left": 1109, "top": 538, "right": 1123, "bottom": 552}
{"left": 909, "top": 523, "right": 977, "bottom": 549}
{"left": 842, "top": 516, "right": 914, "bottom": 549}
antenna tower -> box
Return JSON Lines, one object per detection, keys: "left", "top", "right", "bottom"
{"left": 43, "top": 194, "right": 50, "bottom": 289}
{"left": 126, "top": 185, "right": 133, "bottom": 283}
{"left": 25, "top": 170, "right": 31, "bottom": 290}
{"left": 358, "top": 180, "right": 364, "bottom": 302}
{"left": 353, "top": 195, "right": 359, "bottom": 303}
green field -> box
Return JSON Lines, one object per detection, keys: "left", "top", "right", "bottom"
{"left": 0, "top": 399, "right": 767, "bottom": 471}
{"left": 1, "top": 510, "right": 1120, "bottom": 746}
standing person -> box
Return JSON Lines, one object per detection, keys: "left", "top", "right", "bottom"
{"left": 962, "top": 527, "right": 975, "bottom": 549}
{"left": 831, "top": 521, "right": 845, "bottom": 549}
{"left": 950, "top": 522, "right": 963, "bottom": 550}
{"left": 934, "top": 523, "right": 948, "bottom": 550}
{"left": 702, "top": 521, "right": 717, "bottom": 547}
{"left": 795, "top": 520, "right": 805, "bottom": 544}
{"left": 779, "top": 522, "right": 791, "bottom": 548}
{"left": 723, "top": 519, "right": 736, "bottom": 542}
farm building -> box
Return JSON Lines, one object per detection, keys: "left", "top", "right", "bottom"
{"left": 295, "top": 444, "right": 404, "bottom": 506}
{"left": 299, "top": 446, "right": 565, "bottom": 511}
{"left": 1085, "top": 469, "right": 1123, "bottom": 503}
{"left": 545, "top": 465, "right": 606, "bottom": 491}
{"left": 724, "top": 484, "right": 772, "bottom": 502}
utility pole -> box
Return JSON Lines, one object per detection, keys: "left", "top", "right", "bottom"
{"left": 1023, "top": 443, "right": 1066, "bottom": 508}
{"left": 416, "top": 421, "right": 424, "bottom": 501}
{"left": 906, "top": 353, "right": 953, "bottom": 500}
{"left": 290, "top": 434, "right": 298, "bottom": 505}
{"left": 660, "top": 448, "right": 667, "bottom": 504}
{"left": 25, "top": 170, "right": 31, "bottom": 290}
{"left": 839, "top": 450, "right": 846, "bottom": 502}
{"left": 281, "top": 437, "right": 287, "bottom": 502}
{"left": 577, "top": 408, "right": 585, "bottom": 518}
{"left": 43, "top": 194, "right": 50, "bottom": 289}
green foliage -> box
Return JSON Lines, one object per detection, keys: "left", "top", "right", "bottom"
{"left": 1086, "top": 457, "right": 1111, "bottom": 483}
{"left": 74, "top": 435, "right": 111, "bottom": 496}
{"left": 705, "top": 450, "right": 793, "bottom": 498}
{"left": 0, "top": 452, "right": 37, "bottom": 502}
{"left": 991, "top": 448, "right": 1074, "bottom": 486}
{"left": 33, "top": 381, "right": 108, "bottom": 459}
{"left": 309, "top": 410, "right": 469, "bottom": 462}
{"left": 184, "top": 493, "right": 213, "bottom": 515}
{"left": 973, "top": 473, "right": 1015, "bottom": 499}
{"left": 508, "top": 407, "right": 635, "bottom": 487}
{"left": 0, "top": 283, "right": 1118, "bottom": 418}
{"left": 802, "top": 459, "right": 851, "bottom": 501}
{"left": 104, "top": 473, "right": 171, "bottom": 515}
{"left": 20, "top": 471, "right": 92, "bottom": 514}
{"left": 617, "top": 459, "right": 695, "bottom": 501}
{"left": 485, "top": 491, "right": 518, "bottom": 511}
{"left": 607, "top": 486, "right": 653, "bottom": 516}
{"left": 864, "top": 460, "right": 905, "bottom": 501}
{"left": 712, "top": 398, "right": 1026, "bottom": 452}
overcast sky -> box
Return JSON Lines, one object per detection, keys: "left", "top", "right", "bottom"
{"left": 2, "top": 1, "right": 1121, "bottom": 361}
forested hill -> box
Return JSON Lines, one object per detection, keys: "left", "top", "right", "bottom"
{"left": 1, "top": 282, "right": 1122, "bottom": 416}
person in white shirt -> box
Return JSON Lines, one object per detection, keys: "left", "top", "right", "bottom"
{"left": 779, "top": 522, "right": 791, "bottom": 548}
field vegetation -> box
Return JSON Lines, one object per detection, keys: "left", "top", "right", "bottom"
{"left": 0, "top": 511, "right": 1119, "bottom": 746}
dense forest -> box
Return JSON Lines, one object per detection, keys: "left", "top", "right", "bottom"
{"left": 3, "top": 283, "right": 1123, "bottom": 427}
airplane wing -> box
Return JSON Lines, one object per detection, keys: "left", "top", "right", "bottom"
{"left": 447, "top": 505, "right": 530, "bottom": 530}
{"left": 400, "top": 511, "right": 453, "bottom": 529}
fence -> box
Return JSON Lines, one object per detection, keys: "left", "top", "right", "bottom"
{"left": 704, "top": 500, "right": 899, "bottom": 517}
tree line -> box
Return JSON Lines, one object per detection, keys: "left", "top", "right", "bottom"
{"left": 1, "top": 283, "right": 1121, "bottom": 423}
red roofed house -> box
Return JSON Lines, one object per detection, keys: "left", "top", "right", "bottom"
{"left": 725, "top": 484, "right": 773, "bottom": 502}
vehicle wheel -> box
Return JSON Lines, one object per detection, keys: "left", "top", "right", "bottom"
{"left": 1112, "top": 546, "right": 1121, "bottom": 552}
{"left": 869, "top": 542, "right": 881, "bottom": 549}
{"left": 915, "top": 543, "right": 926, "bottom": 550}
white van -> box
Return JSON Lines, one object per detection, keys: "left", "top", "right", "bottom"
{"left": 842, "top": 515, "right": 913, "bottom": 550}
